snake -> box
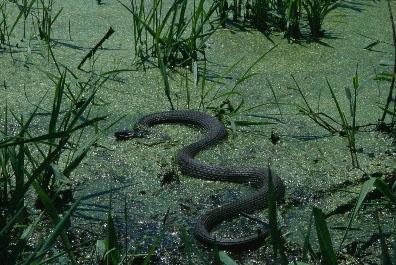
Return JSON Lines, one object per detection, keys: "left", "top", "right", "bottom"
{"left": 114, "top": 110, "right": 285, "bottom": 250}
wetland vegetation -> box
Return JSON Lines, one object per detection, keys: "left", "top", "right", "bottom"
{"left": 1, "top": 0, "right": 396, "bottom": 264}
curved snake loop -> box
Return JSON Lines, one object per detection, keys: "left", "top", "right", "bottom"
{"left": 115, "top": 110, "right": 285, "bottom": 250}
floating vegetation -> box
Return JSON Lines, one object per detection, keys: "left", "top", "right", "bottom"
{"left": 0, "top": 0, "right": 395, "bottom": 264}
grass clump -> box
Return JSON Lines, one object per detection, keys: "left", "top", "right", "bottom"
{"left": 0, "top": 67, "right": 121, "bottom": 264}
{"left": 119, "top": 0, "right": 221, "bottom": 69}
{"left": 215, "top": 0, "right": 338, "bottom": 41}
{"left": 302, "top": 0, "right": 334, "bottom": 39}
{"left": 289, "top": 67, "right": 378, "bottom": 168}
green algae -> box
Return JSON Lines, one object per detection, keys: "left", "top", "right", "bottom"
{"left": 1, "top": 0, "right": 396, "bottom": 264}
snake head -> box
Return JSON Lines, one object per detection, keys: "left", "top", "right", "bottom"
{"left": 114, "top": 130, "right": 145, "bottom": 140}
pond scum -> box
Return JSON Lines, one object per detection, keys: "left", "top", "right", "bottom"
{"left": 0, "top": 0, "right": 396, "bottom": 264}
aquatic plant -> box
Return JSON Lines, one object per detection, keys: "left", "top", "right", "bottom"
{"left": 37, "top": 0, "right": 61, "bottom": 42}
{"left": 251, "top": 0, "right": 269, "bottom": 31}
{"left": 269, "top": 0, "right": 289, "bottom": 31}
{"left": 216, "top": 0, "right": 229, "bottom": 27}
{"left": 285, "top": 0, "right": 301, "bottom": 41}
{"left": 0, "top": 64, "right": 122, "bottom": 263}
{"left": 119, "top": 0, "right": 220, "bottom": 68}
{"left": 95, "top": 190, "right": 168, "bottom": 264}
{"left": 290, "top": 67, "right": 379, "bottom": 169}
{"left": 0, "top": 0, "right": 35, "bottom": 60}
{"left": 302, "top": 0, "right": 334, "bottom": 39}
{"left": 181, "top": 46, "right": 279, "bottom": 137}
{"left": 378, "top": 0, "right": 396, "bottom": 134}
{"left": 0, "top": 1, "right": 6, "bottom": 46}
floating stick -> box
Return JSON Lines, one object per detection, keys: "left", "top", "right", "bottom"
{"left": 77, "top": 27, "right": 115, "bottom": 69}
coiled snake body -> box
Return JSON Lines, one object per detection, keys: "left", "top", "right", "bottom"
{"left": 115, "top": 110, "right": 285, "bottom": 250}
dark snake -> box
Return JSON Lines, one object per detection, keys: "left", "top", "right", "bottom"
{"left": 115, "top": 110, "right": 285, "bottom": 250}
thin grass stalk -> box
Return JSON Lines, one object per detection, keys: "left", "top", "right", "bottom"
{"left": 15, "top": 132, "right": 25, "bottom": 215}
{"left": 123, "top": 197, "right": 128, "bottom": 259}
{"left": 9, "top": 0, "right": 37, "bottom": 37}
{"left": 63, "top": 115, "right": 122, "bottom": 177}
{"left": 9, "top": 210, "right": 46, "bottom": 264}
{"left": 180, "top": 228, "right": 195, "bottom": 264}
{"left": 158, "top": 50, "right": 175, "bottom": 109}
{"left": 185, "top": 71, "right": 190, "bottom": 109}
{"left": 290, "top": 75, "right": 338, "bottom": 133}
{"left": 199, "top": 60, "right": 207, "bottom": 109}
{"left": 226, "top": 45, "right": 277, "bottom": 101}
{"left": 266, "top": 77, "right": 283, "bottom": 118}
{"left": 199, "top": 57, "right": 244, "bottom": 109}
{"left": 142, "top": 228, "right": 166, "bottom": 265}
{"left": 326, "top": 78, "right": 359, "bottom": 168}
{"left": 0, "top": 103, "right": 9, "bottom": 205}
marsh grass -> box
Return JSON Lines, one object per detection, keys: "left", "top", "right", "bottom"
{"left": 302, "top": 0, "right": 334, "bottom": 39}
{"left": 290, "top": 69, "right": 378, "bottom": 168}
{"left": 211, "top": 0, "right": 339, "bottom": 42}
{"left": 285, "top": 0, "right": 302, "bottom": 41}
{"left": 37, "top": 0, "right": 62, "bottom": 42}
{"left": 119, "top": 0, "right": 220, "bottom": 69}
{"left": 0, "top": 0, "right": 62, "bottom": 62}
{"left": 377, "top": 0, "right": 396, "bottom": 134}
{"left": 251, "top": 0, "right": 269, "bottom": 31}
{"left": 0, "top": 65, "right": 122, "bottom": 263}
{"left": 1, "top": 0, "right": 395, "bottom": 264}
{"left": 182, "top": 46, "right": 280, "bottom": 136}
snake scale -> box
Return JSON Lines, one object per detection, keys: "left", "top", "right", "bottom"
{"left": 115, "top": 110, "right": 285, "bottom": 250}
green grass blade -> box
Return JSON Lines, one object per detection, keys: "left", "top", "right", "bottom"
{"left": 338, "top": 177, "right": 376, "bottom": 251}
{"left": 63, "top": 115, "right": 121, "bottom": 177}
{"left": 218, "top": 251, "right": 238, "bottom": 265}
{"left": 142, "top": 228, "right": 166, "bottom": 265}
{"left": 302, "top": 211, "right": 314, "bottom": 262}
{"left": 374, "top": 178, "right": 396, "bottom": 204}
{"left": 9, "top": 0, "right": 38, "bottom": 35}
{"left": 12, "top": 211, "right": 46, "bottom": 265}
{"left": 227, "top": 45, "right": 278, "bottom": 98}
{"left": 203, "top": 56, "right": 245, "bottom": 103}
{"left": 27, "top": 181, "right": 79, "bottom": 265}
{"left": 313, "top": 207, "right": 337, "bottom": 265}
{"left": 235, "top": 72, "right": 261, "bottom": 86}
{"left": 0, "top": 206, "right": 26, "bottom": 239}
{"left": 48, "top": 71, "right": 66, "bottom": 145}
{"left": 105, "top": 190, "right": 120, "bottom": 265}
{"left": 326, "top": 78, "right": 348, "bottom": 130}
